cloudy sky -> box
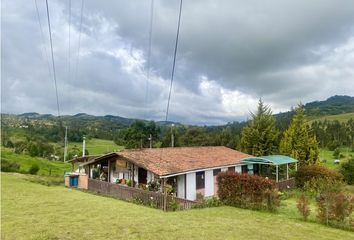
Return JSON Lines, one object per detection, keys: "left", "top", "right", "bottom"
{"left": 2, "top": 0, "right": 354, "bottom": 125}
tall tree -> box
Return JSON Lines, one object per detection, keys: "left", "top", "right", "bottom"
{"left": 241, "top": 99, "right": 279, "bottom": 156}
{"left": 280, "top": 104, "right": 319, "bottom": 165}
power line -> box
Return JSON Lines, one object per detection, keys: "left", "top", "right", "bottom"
{"left": 45, "top": 0, "right": 61, "bottom": 118}
{"left": 165, "top": 0, "right": 183, "bottom": 122}
{"left": 34, "top": 0, "right": 52, "bottom": 79}
{"left": 144, "top": 0, "right": 154, "bottom": 118}
{"left": 68, "top": 0, "right": 71, "bottom": 82}
{"left": 74, "top": 0, "right": 85, "bottom": 83}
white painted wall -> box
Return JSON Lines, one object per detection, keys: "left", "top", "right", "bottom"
{"left": 221, "top": 167, "right": 228, "bottom": 172}
{"left": 186, "top": 172, "right": 196, "bottom": 200}
{"left": 235, "top": 165, "right": 241, "bottom": 173}
{"left": 248, "top": 164, "right": 254, "bottom": 175}
{"left": 177, "top": 175, "right": 185, "bottom": 198}
{"left": 147, "top": 171, "right": 154, "bottom": 183}
{"left": 204, "top": 170, "right": 214, "bottom": 197}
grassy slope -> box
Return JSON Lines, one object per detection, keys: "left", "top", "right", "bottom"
{"left": 2, "top": 173, "right": 353, "bottom": 240}
{"left": 69, "top": 138, "right": 124, "bottom": 155}
{"left": 1, "top": 148, "right": 70, "bottom": 176}
{"left": 307, "top": 112, "right": 354, "bottom": 124}
{"left": 319, "top": 148, "right": 353, "bottom": 170}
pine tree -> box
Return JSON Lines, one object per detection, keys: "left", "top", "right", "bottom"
{"left": 280, "top": 104, "right": 319, "bottom": 165}
{"left": 241, "top": 99, "right": 279, "bottom": 156}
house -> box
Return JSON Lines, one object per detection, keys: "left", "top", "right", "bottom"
{"left": 66, "top": 146, "right": 298, "bottom": 201}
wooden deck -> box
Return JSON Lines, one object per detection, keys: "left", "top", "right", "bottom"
{"left": 276, "top": 178, "right": 295, "bottom": 191}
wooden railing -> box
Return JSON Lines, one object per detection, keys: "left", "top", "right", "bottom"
{"left": 276, "top": 178, "right": 295, "bottom": 191}
{"left": 87, "top": 179, "right": 197, "bottom": 211}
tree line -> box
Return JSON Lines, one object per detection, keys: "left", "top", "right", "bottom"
{"left": 1, "top": 101, "right": 353, "bottom": 164}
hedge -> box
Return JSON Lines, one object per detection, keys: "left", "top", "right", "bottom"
{"left": 294, "top": 165, "right": 342, "bottom": 188}
{"left": 217, "top": 172, "right": 279, "bottom": 211}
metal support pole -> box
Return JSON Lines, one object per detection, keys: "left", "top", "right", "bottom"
{"left": 82, "top": 136, "right": 86, "bottom": 157}
{"left": 286, "top": 163, "right": 289, "bottom": 180}
{"left": 276, "top": 165, "right": 279, "bottom": 183}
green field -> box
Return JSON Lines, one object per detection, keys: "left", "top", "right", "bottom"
{"left": 68, "top": 138, "right": 124, "bottom": 155}
{"left": 319, "top": 148, "right": 353, "bottom": 170}
{"left": 1, "top": 148, "right": 70, "bottom": 176}
{"left": 1, "top": 173, "right": 353, "bottom": 240}
{"left": 307, "top": 112, "right": 354, "bottom": 124}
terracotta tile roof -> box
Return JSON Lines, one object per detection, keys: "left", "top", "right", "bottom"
{"left": 117, "top": 146, "right": 252, "bottom": 176}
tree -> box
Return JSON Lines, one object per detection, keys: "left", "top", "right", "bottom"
{"left": 340, "top": 157, "right": 354, "bottom": 185}
{"left": 280, "top": 104, "right": 319, "bottom": 165}
{"left": 123, "top": 120, "right": 160, "bottom": 149}
{"left": 241, "top": 99, "right": 279, "bottom": 156}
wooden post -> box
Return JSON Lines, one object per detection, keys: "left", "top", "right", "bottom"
{"left": 163, "top": 178, "right": 167, "bottom": 211}
{"left": 286, "top": 163, "right": 289, "bottom": 180}
{"left": 132, "top": 164, "right": 135, "bottom": 187}
{"left": 295, "top": 162, "right": 298, "bottom": 171}
{"left": 276, "top": 165, "right": 279, "bottom": 183}
{"left": 108, "top": 160, "right": 111, "bottom": 183}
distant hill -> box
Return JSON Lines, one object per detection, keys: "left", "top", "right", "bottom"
{"left": 274, "top": 95, "right": 354, "bottom": 128}
{"left": 2, "top": 95, "right": 353, "bottom": 139}
{"left": 305, "top": 95, "right": 354, "bottom": 116}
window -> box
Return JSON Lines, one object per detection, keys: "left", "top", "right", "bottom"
{"left": 196, "top": 171, "right": 205, "bottom": 189}
{"left": 241, "top": 165, "right": 248, "bottom": 174}
{"left": 228, "top": 166, "right": 235, "bottom": 172}
{"left": 213, "top": 169, "right": 221, "bottom": 176}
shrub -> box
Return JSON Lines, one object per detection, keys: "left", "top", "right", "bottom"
{"left": 294, "top": 164, "right": 342, "bottom": 188}
{"left": 332, "top": 193, "right": 354, "bottom": 223}
{"left": 1, "top": 159, "right": 20, "bottom": 172}
{"left": 317, "top": 192, "right": 354, "bottom": 228}
{"left": 168, "top": 197, "right": 178, "bottom": 211}
{"left": 147, "top": 180, "right": 160, "bottom": 192}
{"left": 340, "top": 158, "right": 354, "bottom": 185}
{"left": 333, "top": 148, "right": 340, "bottom": 158}
{"left": 192, "top": 196, "right": 222, "bottom": 209}
{"left": 217, "top": 172, "right": 279, "bottom": 211}
{"left": 317, "top": 192, "right": 337, "bottom": 225}
{"left": 297, "top": 193, "right": 311, "bottom": 221}
{"left": 28, "top": 164, "right": 39, "bottom": 175}
{"left": 304, "top": 177, "right": 344, "bottom": 198}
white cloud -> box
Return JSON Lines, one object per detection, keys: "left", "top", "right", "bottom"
{"left": 2, "top": 0, "right": 354, "bottom": 125}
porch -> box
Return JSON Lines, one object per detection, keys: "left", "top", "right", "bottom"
{"left": 240, "top": 155, "right": 298, "bottom": 190}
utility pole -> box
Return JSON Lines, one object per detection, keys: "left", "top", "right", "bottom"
{"left": 82, "top": 136, "right": 86, "bottom": 157}
{"left": 171, "top": 124, "right": 175, "bottom": 148}
{"left": 149, "top": 134, "right": 152, "bottom": 149}
{"left": 64, "top": 126, "right": 68, "bottom": 162}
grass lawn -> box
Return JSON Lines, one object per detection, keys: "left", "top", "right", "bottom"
{"left": 319, "top": 148, "right": 353, "bottom": 170}
{"left": 1, "top": 148, "right": 70, "bottom": 176}
{"left": 68, "top": 138, "right": 124, "bottom": 155}
{"left": 2, "top": 173, "right": 353, "bottom": 240}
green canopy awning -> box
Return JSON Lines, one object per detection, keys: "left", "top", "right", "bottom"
{"left": 240, "top": 155, "right": 298, "bottom": 166}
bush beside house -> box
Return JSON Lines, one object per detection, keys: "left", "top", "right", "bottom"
{"left": 217, "top": 172, "right": 279, "bottom": 211}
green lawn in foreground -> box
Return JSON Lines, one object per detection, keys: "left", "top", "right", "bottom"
{"left": 68, "top": 138, "right": 124, "bottom": 155}
{"left": 2, "top": 173, "right": 353, "bottom": 240}
{"left": 1, "top": 148, "right": 70, "bottom": 176}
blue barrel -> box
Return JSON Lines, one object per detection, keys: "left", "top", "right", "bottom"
{"left": 70, "top": 176, "right": 78, "bottom": 187}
